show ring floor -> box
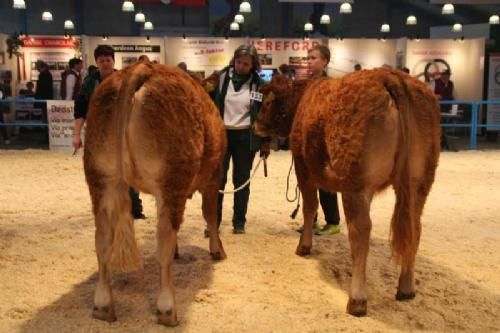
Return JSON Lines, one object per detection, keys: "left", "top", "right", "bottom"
{"left": 0, "top": 150, "right": 499, "bottom": 333}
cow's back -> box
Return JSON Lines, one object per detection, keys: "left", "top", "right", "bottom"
{"left": 84, "top": 64, "right": 226, "bottom": 197}
{"left": 290, "top": 68, "right": 440, "bottom": 193}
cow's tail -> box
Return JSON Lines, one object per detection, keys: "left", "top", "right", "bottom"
{"left": 109, "top": 63, "right": 153, "bottom": 272}
{"left": 382, "top": 69, "right": 420, "bottom": 272}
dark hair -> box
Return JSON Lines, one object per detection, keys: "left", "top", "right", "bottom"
{"left": 94, "top": 45, "right": 115, "bottom": 61}
{"left": 69, "top": 58, "right": 82, "bottom": 69}
{"left": 35, "top": 60, "right": 49, "bottom": 70}
{"left": 354, "top": 63, "right": 362, "bottom": 71}
{"left": 401, "top": 67, "right": 410, "bottom": 74}
{"left": 177, "top": 62, "right": 188, "bottom": 72}
{"left": 26, "top": 81, "right": 34, "bottom": 88}
{"left": 138, "top": 55, "right": 150, "bottom": 63}
{"left": 308, "top": 44, "right": 331, "bottom": 65}
{"left": 230, "top": 44, "right": 261, "bottom": 71}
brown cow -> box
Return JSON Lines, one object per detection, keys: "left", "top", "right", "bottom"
{"left": 253, "top": 68, "right": 440, "bottom": 316}
{"left": 83, "top": 63, "right": 226, "bottom": 326}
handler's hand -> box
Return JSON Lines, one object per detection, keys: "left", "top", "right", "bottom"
{"left": 72, "top": 134, "right": 82, "bottom": 150}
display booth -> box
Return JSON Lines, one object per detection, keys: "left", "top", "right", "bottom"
{"left": 81, "top": 35, "right": 165, "bottom": 69}
{"left": 327, "top": 39, "right": 398, "bottom": 76}
{"left": 164, "top": 37, "right": 324, "bottom": 80}
{"left": 1, "top": 34, "right": 494, "bottom": 150}
{"left": 19, "top": 36, "right": 81, "bottom": 99}
{"left": 405, "top": 38, "right": 485, "bottom": 101}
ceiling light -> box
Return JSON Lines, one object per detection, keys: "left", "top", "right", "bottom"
{"left": 102, "top": 35, "right": 108, "bottom": 41}
{"left": 144, "top": 21, "right": 154, "bottom": 30}
{"left": 239, "top": 1, "right": 251, "bottom": 13}
{"left": 42, "top": 11, "right": 53, "bottom": 21}
{"left": 13, "top": 0, "right": 26, "bottom": 9}
{"left": 442, "top": 3, "right": 454, "bottom": 15}
{"left": 230, "top": 22, "right": 240, "bottom": 31}
{"left": 122, "top": 1, "right": 135, "bottom": 12}
{"left": 380, "top": 23, "right": 390, "bottom": 33}
{"left": 406, "top": 15, "right": 417, "bottom": 25}
{"left": 235, "top": 14, "right": 244, "bottom": 24}
{"left": 320, "top": 14, "right": 331, "bottom": 25}
{"left": 64, "top": 20, "right": 74, "bottom": 30}
{"left": 489, "top": 15, "right": 499, "bottom": 25}
{"left": 340, "top": 2, "right": 352, "bottom": 14}
{"left": 452, "top": 23, "right": 462, "bottom": 32}
{"left": 304, "top": 22, "right": 313, "bottom": 32}
{"left": 135, "top": 12, "right": 145, "bottom": 23}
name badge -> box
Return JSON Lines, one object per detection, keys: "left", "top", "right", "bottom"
{"left": 250, "top": 91, "right": 263, "bottom": 102}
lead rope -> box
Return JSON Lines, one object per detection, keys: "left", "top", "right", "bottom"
{"left": 285, "top": 157, "right": 301, "bottom": 219}
{"left": 218, "top": 156, "right": 265, "bottom": 194}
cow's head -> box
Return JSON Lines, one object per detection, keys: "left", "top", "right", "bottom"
{"left": 253, "top": 74, "right": 305, "bottom": 138}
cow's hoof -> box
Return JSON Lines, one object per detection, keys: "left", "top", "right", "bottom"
{"left": 295, "top": 245, "right": 311, "bottom": 256}
{"left": 157, "top": 309, "right": 179, "bottom": 327}
{"left": 346, "top": 298, "right": 367, "bottom": 317}
{"left": 92, "top": 305, "right": 117, "bottom": 322}
{"left": 395, "top": 290, "right": 415, "bottom": 301}
{"left": 210, "top": 251, "right": 226, "bottom": 261}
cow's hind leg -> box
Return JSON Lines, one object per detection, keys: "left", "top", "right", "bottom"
{"left": 342, "top": 190, "right": 374, "bottom": 317}
{"left": 156, "top": 194, "right": 186, "bottom": 327}
{"left": 393, "top": 181, "right": 430, "bottom": 301}
{"left": 296, "top": 183, "right": 318, "bottom": 256}
{"left": 91, "top": 180, "right": 134, "bottom": 322}
{"left": 202, "top": 184, "right": 226, "bottom": 260}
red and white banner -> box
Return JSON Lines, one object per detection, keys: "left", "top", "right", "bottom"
{"left": 21, "top": 37, "right": 77, "bottom": 49}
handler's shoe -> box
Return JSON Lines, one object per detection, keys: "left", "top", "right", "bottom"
{"left": 296, "top": 221, "right": 320, "bottom": 234}
{"left": 233, "top": 227, "right": 245, "bottom": 234}
{"left": 315, "top": 224, "right": 340, "bottom": 236}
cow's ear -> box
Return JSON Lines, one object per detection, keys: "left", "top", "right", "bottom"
{"left": 259, "top": 83, "right": 273, "bottom": 95}
{"left": 263, "top": 91, "right": 275, "bottom": 104}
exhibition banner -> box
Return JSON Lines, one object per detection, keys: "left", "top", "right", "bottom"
{"left": 85, "top": 36, "right": 165, "bottom": 69}
{"left": 22, "top": 37, "right": 76, "bottom": 49}
{"left": 47, "top": 100, "right": 76, "bottom": 151}
{"left": 405, "top": 39, "right": 485, "bottom": 100}
{"left": 487, "top": 54, "right": 500, "bottom": 131}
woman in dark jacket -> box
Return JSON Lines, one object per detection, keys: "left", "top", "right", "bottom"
{"left": 211, "top": 44, "right": 270, "bottom": 234}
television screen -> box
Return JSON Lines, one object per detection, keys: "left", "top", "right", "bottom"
{"left": 259, "top": 69, "right": 275, "bottom": 82}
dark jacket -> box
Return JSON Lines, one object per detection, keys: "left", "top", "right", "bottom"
{"left": 74, "top": 71, "right": 102, "bottom": 119}
{"left": 61, "top": 69, "right": 82, "bottom": 100}
{"left": 35, "top": 69, "right": 53, "bottom": 100}
{"left": 213, "top": 66, "right": 265, "bottom": 151}
{"left": 434, "top": 78, "right": 454, "bottom": 101}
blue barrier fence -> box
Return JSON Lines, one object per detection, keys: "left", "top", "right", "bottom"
{"left": 0, "top": 98, "right": 50, "bottom": 128}
{"left": 440, "top": 100, "right": 500, "bottom": 150}
{"left": 2, "top": 98, "right": 500, "bottom": 149}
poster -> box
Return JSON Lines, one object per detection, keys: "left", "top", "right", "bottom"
{"left": 405, "top": 39, "right": 485, "bottom": 100}
{"left": 29, "top": 52, "right": 69, "bottom": 81}
{"left": 110, "top": 44, "right": 162, "bottom": 69}
{"left": 47, "top": 100, "right": 76, "bottom": 151}
{"left": 487, "top": 54, "right": 500, "bottom": 131}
